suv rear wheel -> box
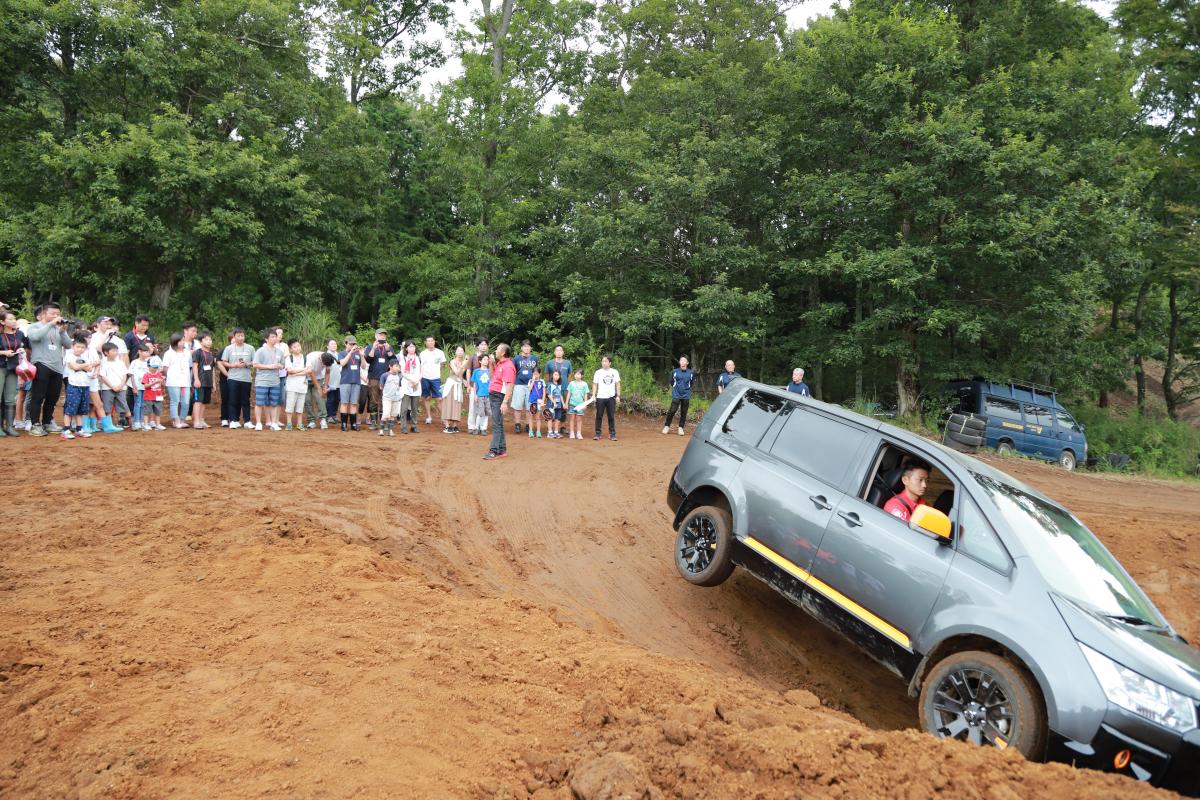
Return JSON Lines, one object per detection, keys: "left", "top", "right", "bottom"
{"left": 919, "top": 650, "right": 1046, "bottom": 759}
{"left": 675, "top": 505, "right": 735, "bottom": 587}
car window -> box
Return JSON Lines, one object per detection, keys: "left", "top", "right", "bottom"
{"left": 770, "top": 407, "right": 868, "bottom": 484}
{"left": 957, "top": 496, "right": 1012, "bottom": 574}
{"left": 722, "top": 390, "right": 784, "bottom": 448}
{"left": 1055, "top": 410, "right": 1081, "bottom": 433}
{"left": 1023, "top": 404, "right": 1055, "bottom": 430}
{"left": 984, "top": 396, "right": 1021, "bottom": 421}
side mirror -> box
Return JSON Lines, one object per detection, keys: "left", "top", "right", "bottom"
{"left": 910, "top": 505, "right": 953, "bottom": 544}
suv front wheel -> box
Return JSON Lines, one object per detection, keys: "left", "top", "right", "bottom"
{"left": 675, "top": 505, "right": 735, "bottom": 587}
{"left": 918, "top": 650, "right": 1047, "bottom": 759}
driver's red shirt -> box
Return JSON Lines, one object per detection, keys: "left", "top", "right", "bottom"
{"left": 883, "top": 494, "right": 923, "bottom": 522}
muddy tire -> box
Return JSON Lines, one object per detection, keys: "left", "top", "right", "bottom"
{"left": 946, "top": 429, "right": 985, "bottom": 448}
{"left": 946, "top": 414, "right": 986, "bottom": 434}
{"left": 675, "top": 505, "right": 735, "bottom": 587}
{"left": 996, "top": 440, "right": 1016, "bottom": 456}
{"left": 1059, "top": 450, "right": 1076, "bottom": 471}
{"left": 919, "top": 650, "right": 1046, "bottom": 760}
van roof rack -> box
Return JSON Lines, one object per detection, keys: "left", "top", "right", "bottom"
{"left": 1008, "top": 380, "right": 1057, "bottom": 397}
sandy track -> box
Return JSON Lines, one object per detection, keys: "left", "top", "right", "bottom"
{"left": 1, "top": 418, "right": 1196, "bottom": 798}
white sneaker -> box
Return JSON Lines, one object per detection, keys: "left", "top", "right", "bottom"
{"left": 270, "top": 423, "right": 283, "bottom": 431}
{"left": 425, "top": 416, "right": 432, "bottom": 425}
{"left": 678, "top": 427, "right": 685, "bottom": 436}
{"left": 131, "top": 422, "right": 143, "bottom": 431}
{"left": 307, "top": 422, "right": 316, "bottom": 429}
{"left": 662, "top": 426, "right": 669, "bottom": 434}
{"left": 319, "top": 419, "right": 328, "bottom": 430}
{"left": 155, "top": 423, "right": 168, "bottom": 430}
{"left": 229, "top": 421, "right": 241, "bottom": 429}
{"left": 254, "top": 422, "right": 263, "bottom": 431}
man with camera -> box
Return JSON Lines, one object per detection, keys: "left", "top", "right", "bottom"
{"left": 25, "top": 303, "right": 74, "bottom": 436}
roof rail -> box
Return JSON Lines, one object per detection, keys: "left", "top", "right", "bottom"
{"left": 1008, "top": 380, "right": 1057, "bottom": 397}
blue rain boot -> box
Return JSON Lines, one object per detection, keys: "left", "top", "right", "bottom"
{"left": 82, "top": 417, "right": 96, "bottom": 434}
{"left": 99, "top": 415, "right": 123, "bottom": 433}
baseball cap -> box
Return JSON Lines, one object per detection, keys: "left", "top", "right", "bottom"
{"left": 375, "top": 328, "right": 388, "bottom": 335}
{"left": 96, "top": 315, "right": 114, "bottom": 324}
{"left": 344, "top": 335, "right": 357, "bottom": 344}
{"left": 148, "top": 356, "right": 162, "bottom": 368}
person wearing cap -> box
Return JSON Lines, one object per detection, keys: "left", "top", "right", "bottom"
{"left": 337, "top": 334, "right": 364, "bottom": 431}
{"left": 141, "top": 355, "right": 166, "bottom": 430}
{"left": 364, "top": 328, "right": 394, "bottom": 430}
{"left": 89, "top": 316, "right": 128, "bottom": 366}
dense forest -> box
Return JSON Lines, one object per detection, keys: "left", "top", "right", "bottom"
{"left": 1, "top": 0, "right": 1197, "bottom": 421}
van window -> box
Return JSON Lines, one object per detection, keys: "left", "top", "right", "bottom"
{"left": 984, "top": 396, "right": 1021, "bottom": 422}
{"left": 957, "top": 496, "right": 1012, "bottom": 574}
{"left": 1023, "top": 404, "right": 1055, "bottom": 430}
{"left": 722, "top": 390, "right": 784, "bottom": 448}
{"left": 770, "top": 407, "right": 868, "bottom": 484}
{"left": 1055, "top": 410, "right": 1081, "bottom": 433}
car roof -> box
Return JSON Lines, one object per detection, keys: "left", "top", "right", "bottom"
{"left": 735, "top": 379, "right": 1057, "bottom": 506}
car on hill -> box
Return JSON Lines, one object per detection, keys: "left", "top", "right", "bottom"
{"left": 666, "top": 379, "right": 1199, "bottom": 793}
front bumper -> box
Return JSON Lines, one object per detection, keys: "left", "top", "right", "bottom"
{"left": 1047, "top": 704, "right": 1200, "bottom": 794}
{"left": 667, "top": 471, "right": 685, "bottom": 518}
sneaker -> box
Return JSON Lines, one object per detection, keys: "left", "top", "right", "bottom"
{"left": 610, "top": 435, "right": 618, "bottom": 441}
{"left": 45, "top": 422, "right": 63, "bottom": 433}
{"left": 593, "top": 434, "right": 600, "bottom": 440}
{"left": 340, "top": 422, "right": 347, "bottom": 431}
{"left": 378, "top": 428, "right": 385, "bottom": 436}
{"left": 515, "top": 423, "right": 522, "bottom": 434}
{"left": 319, "top": 419, "right": 327, "bottom": 429}
{"left": 61, "top": 430, "right": 75, "bottom": 440}
{"left": 662, "top": 426, "right": 669, "bottom": 435}
{"left": 425, "top": 416, "right": 432, "bottom": 425}
{"left": 230, "top": 421, "right": 241, "bottom": 429}
{"left": 30, "top": 424, "right": 46, "bottom": 437}
{"left": 389, "top": 429, "right": 396, "bottom": 437}
{"left": 351, "top": 423, "right": 359, "bottom": 432}
{"left": 220, "top": 420, "right": 229, "bottom": 427}
{"left": 78, "top": 429, "right": 93, "bottom": 438}
{"left": 483, "top": 451, "right": 508, "bottom": 460}
{"left": 254, "top": 423, "right": 264, "bottom": 431}
{"left": 678, "top": 426, "right": 685, "bottom": 436}
{"left": 308, "top": 422, "right": 316, "bottom": 429}
{"left": 179, "top": 422, "right": 190, "bottom": 428}
{"left": 156, "top": 423, "right": 168, "bottom": 431}
{"left": 537, "top": 431, "right": 543, "bottom": 439}
{"left": 286, "top": 423, "right": 293, "bottom": 431}
{"left": 410, "top": 426, "right": 417, "bottom": 434}
{"left": 271, "top": 423, "right": 283, "bottom": 431}
{"left": 528, "top": 430, "right": 534, "bottom": 438}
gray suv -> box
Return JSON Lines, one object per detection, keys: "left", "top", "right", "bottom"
{"left": 666, "top": 379, "right": 1200, "bottom": 792}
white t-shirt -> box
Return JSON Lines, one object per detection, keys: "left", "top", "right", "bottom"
{"left": 129, "top": 358, "right": 149, "bottom": 392}
{"left": 326, "top": 351, "right": 342, "bottom": 387}
{"left": 89, "top": 330, "right": 127, "bottom": 358}
{"left": 162, "top": 348, "right": 192, "bottom": 388}
{"left": 64, "top": 349, "right": 96, "bottom": 387}
{"left": 419, "top": 348, "right": 446, "bottom": 380}
{"left": 593, "top": 368, "right": 621, "bottom": 399}
{"left": 98, "top": 357, "right": 128, "bottom": 391}
{"left": 401, "top": 356, "right": 422, "bottom": 397}
{"left": 305, "top": 351, "right": 327, "bottom": 384}
{"left": 284, "top": 353, "right": 309, "bottom": 393}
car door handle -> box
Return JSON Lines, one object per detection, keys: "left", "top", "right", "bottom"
{"left": 809, "top": 495, "right": 832, "bottom": 510}
{"left": 837, "top": 510, "right": 862, "bottom": 527}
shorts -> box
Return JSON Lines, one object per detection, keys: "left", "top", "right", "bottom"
{"left": 420, "top": 377, "right": 441, "bottom": 398}
{"left": 382, "top": 398, "right": 402, "bottom": 419}
{"left": 511, "top": 384, "right": 530, "bottom": 410}
{"left": 19, "top": 380, "right": 31, "bottom": 392}
{"left": 552, "top": 408, "right": 565, "bottom": 422}
{"left": 340, "top": 383, "right": 361, "bottom": 405}
{"left": 88, "top": 376, "right": 101, "bottom": 393}
{"left": 255, "top": 384, "right": 282, "bottom": 407}
{"left": 145, "top": 400, "right": 163, "bottom": 415}
{"left": 101, "top": 388, "right": 130, "bottom": 416}
{"left": 285, "top": 391, "right": 305, "bottom": 413}
{"left": 193, "top": 386, "right": 213, "bottom": 404}
{"left": 64, "top": 383, "right": 90, "bottom": 416}
{"left": 568, "top": 403, "right": 585, "bottom": 416}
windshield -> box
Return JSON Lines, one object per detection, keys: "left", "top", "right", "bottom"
{"left": 972, "top": 474, "right": 1165, "bottom": 627}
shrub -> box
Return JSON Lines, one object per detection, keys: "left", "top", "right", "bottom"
{"left": 1073, "top": 405, "right": 1200, "bottom": 478}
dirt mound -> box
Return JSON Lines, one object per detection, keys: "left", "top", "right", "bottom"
{"left": 2, "top": 419, "right": 1196, "bottom": 798}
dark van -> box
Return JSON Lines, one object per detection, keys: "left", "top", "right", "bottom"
{"left": 946, "top": 380, "right": 1088, "bottom": 471}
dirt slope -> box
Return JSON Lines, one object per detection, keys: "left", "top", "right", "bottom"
{"left": 2, "top": 418, "right": 1197, "bottom": 798}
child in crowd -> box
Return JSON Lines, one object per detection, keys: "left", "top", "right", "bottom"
{"left": 469, "top": 354, "right": 490, "bottom": 435}
{"left": 566, "top": 369, "right": 590, "bottom": 440}
{"left": 380, "top": 358, "right": 403, "bottom": 436}
{"left": 546, "top": 370, "right": 565, "bottom": 439}
{"left": 219, "top": 328, "right": 255, "bottom": 429}
{"left": 62, "top": 333, "right": 94, "bottom": 439}
{"left": 400, "top": 340, "right": 421, "bottom": 433}
{"left": 142, "top": 356, "right": 165, "bottom": 430}
{"left": 253, "top": 328, "right": 284, "bottom": 431}
{"left": 163, "top": 332, "right": 192, "bottom": 429}
{"left": 98, "top": 342, "right": 130, "bottom": 433}
{"left": 527, "top": 368, "right": 545, "bottom": 439}
{"left": 283, "top": 338, "right": 308, "bottom": 431}
{"left": 128, "top": 343, "right": 151, "bottom": 430}
{"left": 191, "top": 331, "right": 217, "bottom": 429}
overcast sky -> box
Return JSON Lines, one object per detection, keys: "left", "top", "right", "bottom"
{"left": 416, "top": 0, "right": 1119, "bottom": 101}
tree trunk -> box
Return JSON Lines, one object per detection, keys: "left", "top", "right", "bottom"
{"left": 1162, "top": 280, "right": 1181, "bottom": 421}
{"left": 1098, "top": 297, "right": 1120, "bottom": 408}
{"left": 896, "top": 324, "right": 919, "bottom": 418}
{"left": 151, "top": 265, "right": 175, "bottom": 310}
{"left": 1132, "top": 279, "right": 1150, "bottom": 411}
{"left": 58, "top": 28, "right": 77, "bottom": 137}
{"left": 854, "top": 280, "right": 863, "bottom": 403}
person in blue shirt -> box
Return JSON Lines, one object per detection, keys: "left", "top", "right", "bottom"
{"left": 786, "top": 367, "right": 812, "bottom": 397}
{"left": 527, "top": 368, "right": 546, "bottom": 439}
{"left": 511, "top": 339, "right": 538, "bottom": 434}
{"left": 663, "top": 355, "right": 695, "bottom": 436}
{"left": 716, "top": 359, "right": 741, "bottom": 394}
{"left": 543, "top": 345, "right": 571, "bottom": 401}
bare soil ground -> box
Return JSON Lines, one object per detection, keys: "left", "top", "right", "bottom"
{"left": 2, "top": 417, "right": 1197, "bottom": 798}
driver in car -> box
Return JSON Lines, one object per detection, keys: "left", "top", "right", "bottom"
{"left": 884, "top": 461, "right": 929, "bottom": 522}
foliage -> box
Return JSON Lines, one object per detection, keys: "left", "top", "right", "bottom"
{"left": 1075, "top": 404, "right": 1200, "bottom": 477}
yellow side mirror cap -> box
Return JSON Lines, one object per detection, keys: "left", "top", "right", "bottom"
{"left": 910, "top": 505, "right": 952, "bottom": 540}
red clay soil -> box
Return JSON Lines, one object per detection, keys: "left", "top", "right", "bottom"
{"left": 2, "top": 417, "right": 1197, "bottom": 799}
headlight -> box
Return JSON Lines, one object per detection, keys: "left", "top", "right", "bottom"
{"left": 1081, "top": 644, "right": 1197, "bottom": 733}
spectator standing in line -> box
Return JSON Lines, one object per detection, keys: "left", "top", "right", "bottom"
{"left": 190, "top": 331, "right": 217, "bottom": 429}
{"left": 565, "top": 369, "right": 589, "bottom": 440}
{"left": 663, "top": 355, "right": 695, "bottom": 436}
{"left": 128, "top": 343, "right": 151, "bottom": 431}
{"left": 400, "top": 340, "right": 422, "bottom": 433}
{"left": 469, "top": 354, "right": 491, "bottom": 436}
{"left": 305, "top": 348, "right": 332, "bottom": 429}
{"left": 162, "top": 333, "right": 193, "bottom": 429}
{"left": 323, "top": 339, "right": 341, "bottom": 423}
{"left": 544, "top": 346, "right": 571, "bottom": 401}
{"left": 592, "top": 355, "right": 621, "bottom": 442}
{"left": 0, "top": 311, "right": 30, "bottom": 437}
{"left": 141, "top": 356, "right": 166, "bottom": 431}
{"left": 337, "top": 335, "right": 364, "bottom": 431}
{"left": 124, "top": 315, "right": 154, "bottom": 422}
{"left": 97, "top": 342, "right": 130, "bottom": 433}
{"left": 252, "top": 328, "right": 284, "bottom": 431}
{"left": 379, "top": 358, "right": 403, "bottom": 437}
{"left": 61, "top": 333, "right": 95, "bottom": 440}
{"left": 785, "top": 368, "right": 811, "bottom": 397}
{"left": 419, "top": 335, "right": 446, "bottom": 425}
{"left": 217, "top": 331, "right": 233, "bottom": 427}
{"left": 441, "top": 345, "right": 467, "bottom": 434}
{"left": 220, "top": 328, "right": 255, "bottom": 429}
{"left": 283, "top": 338, "right": 309, "bottom": 431}
{"left": 364, "top": 328, "right": 394, "bottom": 430}
{"left": 716, "top": 359, "right": 741, "bottom": 394}
{"left": 466, "top": 338, "right": 488, "bottom": 433}
{"left": 484, "top": 343, "right": 515, "bottom": 460}
{"left": 510, "top": 340, "right": 538, "bottom": 434}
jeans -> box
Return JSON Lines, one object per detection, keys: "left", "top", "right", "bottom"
{"left": 132, "top": 390, "right": 144, "bottom": 426}
{"left": 168, "top": 386, "right": 189, "bottom": 421}
{"left": 665, "top": 397, "right": 690, "bottom": 428}
{"left": 325, "top": 387, "right": 340, "bottom": 420}
{"left": 489, "top": 391, "right": 506, "bottom": 453}
{"left": 29, "top": 364, "right": 63, "bottom": 425}
{"left": 594, "top": 396, "right": 616, "bottom": 436}
{"left": 227, "top": 379, "right": 251, "bottom": 423}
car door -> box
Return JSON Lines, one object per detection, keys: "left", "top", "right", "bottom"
{"left": 738, "top": 403, "right": 871, "bottom": 576}
{"left": 1053, "top": 409, "right": 1085, "bottom": 460}
{"left": 808, "top": 441, "right": 957, "bottom": 652}
{"left": 1022, "top": 404, "right": 1058, "bottom": 460}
